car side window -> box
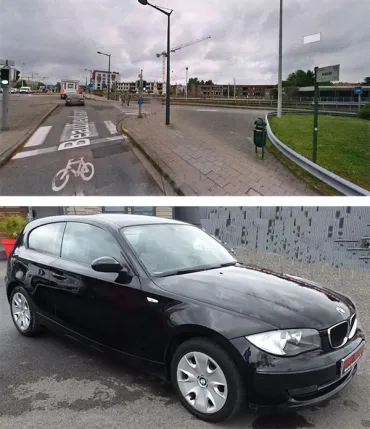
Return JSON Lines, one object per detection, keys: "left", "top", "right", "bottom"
{"left": 61, "top": 222, "right": 123, "bottom": 265}
{"left": 28, "top": 223, "right": 65, "bottom": 256}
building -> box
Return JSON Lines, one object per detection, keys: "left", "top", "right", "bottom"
{"left": 92, "top": 70, "right": 120, "bottom": 91}
{"left": 189, "top": 84, "right": 276, "bottom": 98}
{"left": 116, "top": 81, "right": 164, "bottom": 94}
{"left": 298, "top": 85, "right": 370, "bottom": 101}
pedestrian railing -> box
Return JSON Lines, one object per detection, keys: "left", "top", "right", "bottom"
{"left": 265, "top": 112, "right": 370, "bottom": 196}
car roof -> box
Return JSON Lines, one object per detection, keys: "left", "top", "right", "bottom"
{"left": 26, "top": 214, "right": 187, "bottom": 230}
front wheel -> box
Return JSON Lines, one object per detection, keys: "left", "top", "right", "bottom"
{"left": 170, "top": 338, "right": 245, "bottom": 423}
{"left": 81, "top": 162, "right": 94, "bottom": 181}
{"left": 10, "top": 286, "right": 41, "bottom": 336}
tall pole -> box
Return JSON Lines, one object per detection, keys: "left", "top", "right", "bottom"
{"left": 107, "top": 55, "right": 111, "bottom": 100}
{"left": 1, "top": 68, "right": 9, "bottom": 131}
{"left": 228, "top": 83, "right": 230, "bottom": 99}
{"left": 166, "top": 12, "right": 171, "bottom": 125}
{"left": 186, "top": 67, "right": 188, "bottom": 99}
{"left": 234, "top": 78, "right": 236, "bottom": 100}
{"left": 277, "top": 0, "right": 283, "bottom": 118}
{"left": 312, "top": 66, "right": 319, "bottom": 163}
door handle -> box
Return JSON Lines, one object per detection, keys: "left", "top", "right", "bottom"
{"left": 51, "top": 273, "right": 66, "bottom": 280}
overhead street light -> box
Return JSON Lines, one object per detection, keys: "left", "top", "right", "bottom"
{"left": 137, "top": 0, "right": 173, "bottom": 125}
{"left": 277, "top": 0, "right": 283, "bottom": 118}
{"left": 97, "top": 51, "right": 111, "bottom": 100}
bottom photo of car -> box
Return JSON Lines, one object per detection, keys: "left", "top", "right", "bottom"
{"left": 0, "top": 205, "right": 368, "bottom": 428}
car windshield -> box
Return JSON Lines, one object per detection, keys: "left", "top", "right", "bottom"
{"left": 121, "top": 224, "right": 236, "bottom": 276}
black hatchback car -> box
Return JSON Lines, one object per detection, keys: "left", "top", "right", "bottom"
{"left": 6, "top": 214, "right": 365, "bottom": 422}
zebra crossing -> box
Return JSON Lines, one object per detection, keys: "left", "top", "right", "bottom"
{"left": 12, "top": 119, "right": 126, "bottom": 161}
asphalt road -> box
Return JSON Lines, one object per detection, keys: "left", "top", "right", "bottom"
{"left": 0, "top": 98, "right": 163, "bottom": 196}
{"left": 0, "top": 261, "right": 369, "bottom": 429}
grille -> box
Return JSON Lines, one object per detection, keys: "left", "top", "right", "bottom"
{"left": 328, "top": 321, "right": 349, "bottom": 348}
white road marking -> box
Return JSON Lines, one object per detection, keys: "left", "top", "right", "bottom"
{"left": 60, "top": 122, "right": 98, "bottom": 141}
{"left": 24, "top": 126, "right": 52, "bottom": 147}
{"left": 195, "top": 109, "right": 218, "bottom": 112}
{"left": 12, "top": 135, "right": 124, "bottom": 160}
{"left": 58, "top": 139, "right": 91, "bottom": 151}
{"left": 52, "top": 157, "right": 95, "bottom": 192}
{"left": 104, "top": 120, "right": 118, "bottom": 134}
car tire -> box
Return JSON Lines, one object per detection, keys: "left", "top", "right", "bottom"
{"left": 170, "top": 338, "right": 245, "bottom": 423}
{"left": 10, "top": 286, "right": 41, "bottom": 337}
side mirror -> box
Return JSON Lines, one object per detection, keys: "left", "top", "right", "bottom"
{"left": 91, "top": 256, "right": 128, "bottom": 274}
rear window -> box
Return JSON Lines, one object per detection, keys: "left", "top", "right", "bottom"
{"left": 28, "top": 223, "right": 65, "bottom": 256}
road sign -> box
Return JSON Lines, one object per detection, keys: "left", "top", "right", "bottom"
{"left": 354, "top": 86, "right": 363, "bottom": 95}
{"left": 138, "top": 97, "right": 144, "bottom": 105}
{"left": 303, "top": 33, "right": 321, "bottom": 45}
{"left": 316, "top": 64, "right": 340, "bottom": 83}
{"left": 0, "top": 59, "right": 15, "bottom": 66}
{"left": 88, "top": 83, "right": 93, "bottom": 88}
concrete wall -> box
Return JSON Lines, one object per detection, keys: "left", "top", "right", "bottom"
{"left": 199, "top": 207, "right": 370, "bottom": 272}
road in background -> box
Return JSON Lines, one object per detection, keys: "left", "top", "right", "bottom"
{"left": 0, "top": 98, "right": 162, "bottom": 195}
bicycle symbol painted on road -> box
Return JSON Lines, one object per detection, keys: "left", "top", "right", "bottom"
{"left": 52, "top": 157, "right": 95, "bottom": 192}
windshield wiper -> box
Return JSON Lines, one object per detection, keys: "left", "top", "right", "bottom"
{"left": 154, "top": 262, "right": 237, "bottom": 277}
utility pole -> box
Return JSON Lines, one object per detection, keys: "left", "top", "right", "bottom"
{"left": 312, "top": 66, "right": 319, "bottom": 163}
{"left": 234, "top": 78, "right": 236, "bottom": 100}
{"left": 186, "top": 67, "right": 188, "bottom": 99}
{"left": 228, "top": 83, "right": 230, "bottom": 99}
{"left": 277, "top": 0, "right": 283, "bottom": 118}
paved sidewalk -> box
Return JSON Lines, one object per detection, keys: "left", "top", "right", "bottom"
{"left": 0, "top": 95, "right": 60, "bottom": 167}
{"left": 118, "top": 103, "right": 318, "bottom": 196}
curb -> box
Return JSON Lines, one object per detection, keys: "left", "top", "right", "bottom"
{"left": 0, "top": 104, "right": 59, "bottom": 168}
{"left": 117, "top": 119, "right": 194, "bottom": 196}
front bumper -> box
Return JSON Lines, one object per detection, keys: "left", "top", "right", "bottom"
{"left": 231, "top": 330, "right": 365, "bottom": 410}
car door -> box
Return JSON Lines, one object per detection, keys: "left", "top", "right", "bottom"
{"left": 50, "top": 221, "right": 144, "bottom": 356}
{"left": 11, "top": 222, "right": 65, "bottom": 320}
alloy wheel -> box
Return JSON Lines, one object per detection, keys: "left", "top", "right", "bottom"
{"left": 176, "top": 351, "right": 228, "bottom": 414}
{"left": 11, "top": 292, "right": 31, "bottom": 331}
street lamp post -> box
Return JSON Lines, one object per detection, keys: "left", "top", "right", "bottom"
{"left": 138, "top": 0, "right": 173, "bottom": 125}
{"left": 277, "top": 0, "right": 283, "bottom": 118}
{"left": 97, "top": 51, "right": 111, "bottom": 100}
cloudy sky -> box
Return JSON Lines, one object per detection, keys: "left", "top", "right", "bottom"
{"left": 2, "top": 0, "right": 369, "bottom": 86}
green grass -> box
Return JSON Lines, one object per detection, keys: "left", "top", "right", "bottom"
{"left": 269, "top": 114, "right": 370, "bottom": 191}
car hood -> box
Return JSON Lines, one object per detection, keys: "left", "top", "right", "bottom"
{"left": 153, "top": 265, "right": 355, "bottom": 331}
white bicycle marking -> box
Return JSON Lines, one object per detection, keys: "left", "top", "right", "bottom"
{"left": 52, "top": 157, "right": 95, "bottom": 192}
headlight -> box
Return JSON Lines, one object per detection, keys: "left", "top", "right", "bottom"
{"left": 246, "top": 329, "right": 321, "bottom": 356}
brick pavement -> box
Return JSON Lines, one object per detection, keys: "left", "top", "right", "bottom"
{"left": 118, "top": 102, "right": 318, "bottom": 196}
{"left": 0, "top": 94, "right": 60, "bottom": 166}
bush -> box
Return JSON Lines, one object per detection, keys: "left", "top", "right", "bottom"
{"left": 357, "top": 103, "right": 370, "bottom": 120}
{"left": 0, "top": 215, "right": 28, "bottom": 239}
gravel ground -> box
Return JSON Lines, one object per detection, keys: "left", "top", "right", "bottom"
{"left": 0, "top": 253, "right": 369, "bottom": 429}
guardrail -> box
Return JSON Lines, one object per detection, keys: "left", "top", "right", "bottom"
{"left": 265, "top": 112, "right": 370, "bottom": 196}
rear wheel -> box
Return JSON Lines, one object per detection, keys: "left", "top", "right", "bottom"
{"left": 170, "top": 338, "right": 245, "bottom": 423}
{"left": 10, "top": 286, "right": 41, "bottom": 336}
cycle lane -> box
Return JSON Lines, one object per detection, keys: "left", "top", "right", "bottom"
{"left": 0, "top": 100, "right": 163, "bottom": 196}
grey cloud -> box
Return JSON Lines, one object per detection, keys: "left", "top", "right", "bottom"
{"left": 0, "top": 0, "right": 369, "bottom": 86}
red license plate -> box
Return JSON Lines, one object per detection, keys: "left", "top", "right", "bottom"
{"left": 341, "top": 342, "right": 365, "bottom": 375}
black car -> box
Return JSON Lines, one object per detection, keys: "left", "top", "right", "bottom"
{"left": 5, "top": 214, "right": 365, "bottom": 422}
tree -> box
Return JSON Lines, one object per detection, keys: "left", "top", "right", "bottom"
{"left": 205, "top": 80, "right": 214, "bottom": 85}
{"left": 362, "top": 77, "right": 370, "bottom": 85}
{"left": 283, "top": 69, "right": 314, "bottom": 87}
{"left": 187, "top": 77, "right": 200, "bottom": 91}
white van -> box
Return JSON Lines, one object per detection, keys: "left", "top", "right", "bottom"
{"left": 20, "top": 86, "right": 31, "bottom": 94}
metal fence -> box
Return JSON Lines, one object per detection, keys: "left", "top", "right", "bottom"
{"left": 265, "top": 112, "right": 370, "bottom": 196}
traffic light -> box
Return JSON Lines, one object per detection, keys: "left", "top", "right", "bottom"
{"left": 15, "top": 70, "right": 20, "bottom": 81}
{"left": 1, "top": 68, "right": 10, "bottom": 85}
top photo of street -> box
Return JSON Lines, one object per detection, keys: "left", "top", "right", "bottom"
{"left": 0, "top": 0, "right": 369, "bottom": 197}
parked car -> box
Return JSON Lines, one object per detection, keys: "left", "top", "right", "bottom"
{"left": 19, "top": 86, "right": 31, "bottom": 94}
{"left": 65, "top": 93, "right": 85, "bottom": 106}
{"left": 6, "top": 215, "right": 365, "bottom": 423}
